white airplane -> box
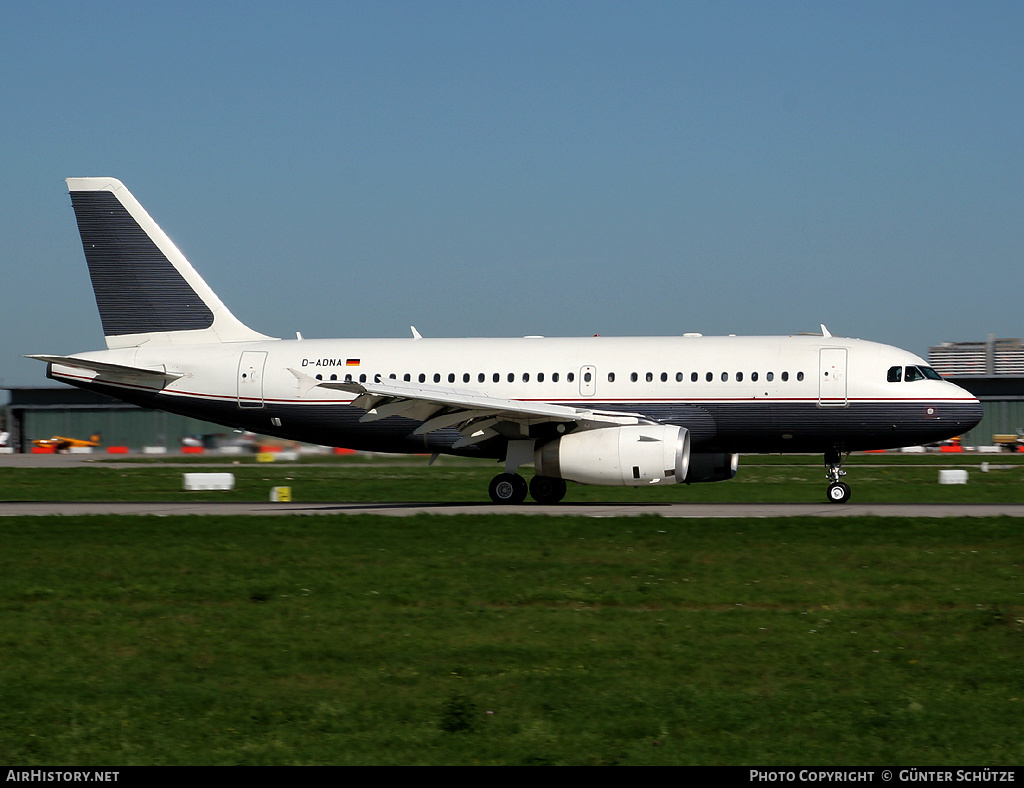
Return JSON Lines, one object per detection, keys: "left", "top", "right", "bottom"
{"left": 29, "top": 177, "right": 982, "bottom": 504}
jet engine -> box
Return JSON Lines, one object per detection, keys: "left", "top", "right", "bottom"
{"left": 534, "top": 425, "right": 690, "bottom": 486}
{"left": 685, "top": 452, "right": 739, "bottom": 483}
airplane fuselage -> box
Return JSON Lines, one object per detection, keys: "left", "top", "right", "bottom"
{"left": 46, "top": 333, "right": 980, "bottom": 458}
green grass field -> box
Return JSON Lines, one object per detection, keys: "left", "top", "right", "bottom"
{"left": 2, "top": 451, "right": 1023, "bottom": 504}
{"left": 0, "top": 456, "right": 1022, "bottom": 765}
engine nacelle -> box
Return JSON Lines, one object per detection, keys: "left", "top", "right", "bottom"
{"left": 534, "top": 425, "right": 690, "bottom": 486}
{"left": 685, "top": 452, "right": 739, "bottom": 483}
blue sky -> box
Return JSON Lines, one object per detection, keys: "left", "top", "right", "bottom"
{"left": 2, "top": 1, "right": 1022, "bottom": 387}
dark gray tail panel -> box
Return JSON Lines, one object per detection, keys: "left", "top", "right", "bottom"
{"left": 69, "top": 190, "right": 215, "bottom": 337}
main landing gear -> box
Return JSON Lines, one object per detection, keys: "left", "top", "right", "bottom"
{"left": 825, "top": 448, "right": 851, "bottom": 504}
{"left": 488, "top": 440, "right": 568, "bottom": 505}
{"left": 488, "top": 473, "right": 567, "bottom": 504}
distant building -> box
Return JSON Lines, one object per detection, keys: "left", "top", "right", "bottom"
{"left": 928, "top": 336, "right": 1024, "bottom": 447}
{"left": 4, "top": 386, "right": 236, "bottom": 453}
{"left": 929, "top": 336, "right": 1024, "bottom": 377}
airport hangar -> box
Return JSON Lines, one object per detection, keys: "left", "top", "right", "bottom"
{"left": 3, "top": 386, "right": 234, "bottom": 453}
{"left": 3, "top": 337, "right": 1023, "bottom": 453}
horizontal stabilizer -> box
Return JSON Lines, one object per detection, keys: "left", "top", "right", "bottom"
{"left": 25, "top": 354, "right": 183, "bottom": 382}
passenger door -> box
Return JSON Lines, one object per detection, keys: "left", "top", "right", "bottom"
{"left": 237, "top": 351, "right": 267, "bottom": 409}
{"left": 818, "top": 348, "right": 848, "bottom": 407}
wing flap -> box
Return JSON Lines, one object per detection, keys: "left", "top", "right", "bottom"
{"left": 315, "top": 379, "right": 651, "bottom": 444}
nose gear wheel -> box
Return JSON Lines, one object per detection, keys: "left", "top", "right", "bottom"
{"left": 825, "top": 449, "right": 851, "bottom": 504}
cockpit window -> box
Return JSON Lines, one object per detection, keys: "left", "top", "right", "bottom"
{"left": 889, "top": 365, "right": 943, "bottom": 382}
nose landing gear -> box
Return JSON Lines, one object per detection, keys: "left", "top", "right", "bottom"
{"left": 825, "top": 448, "right": 851, "bottom": 504}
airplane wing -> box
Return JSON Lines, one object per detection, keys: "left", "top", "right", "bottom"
{"left": 297, "top": 373, "right": 652, "bottom": 448}
{"left": 25, "top": 355, "right": 184, "bottom": 383}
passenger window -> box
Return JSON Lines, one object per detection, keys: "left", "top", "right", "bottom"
{"left": 523, "top": 373, "right": 530, "bottom": 382}
{"left": 751, "top": 372, "right": 758, "bottom": 382}
{"left": 552, "top": 372, "right": 559, "bottom": 383}
{"left": 766, "top": 372, "right": 774, "bottom": 382}
{"left": 676, "top": 372, "right": 683, "bottom": 382}
{"left": 646, "top": 372, "right": 653, "bottom": 382}
{"left": 607, "top": 372, "right": 615, "bottom": 383}
{"left": 706, "top": 372, "right": 713, "bottom": 382}
{"left": 359, "top": 374, "right": 367, "bottom": 383}
{"left": 567, "top": 372, "right": 575, "bottom": 382}
{"left": 797, "top": 371, "right": 804, "bottom": 381}
{"left": 736, "top": 371, "right": 743, "bottom": 382}
{"left": 538, "top": 372, "right": 545, "bottom": 383}
{"left": 631, "top": 372, "right": 638, "bottom": 382}
{"left": 433, "top": 373, "right": 441, "bottom": 383}
{"left": 493, "top": 373, "right": 500, "bottom": 383}
{"left": 887, "top": 366, "right": 902, "bottom": 382}
{"left": 721, "top": 372, "right": 729, "bottom": 381}
{"left": 478, "top": 373, "right": 485, "bottom": 383}
{"left": 691, "top": 372, "right": 698, "bottom": 382}
{"left": 463, "top": 373, "right": 470, "bottom": 383}
{"left": 507, "top": 373, "right": 514, "bottom": 383}
{"left": 660, "top": 372, "right": 668, "bottom": 382}
{"left": 781, "top": 372, "right": 789, "bottom": 382}
{"left": 583, "top": 371, "right": 592, "bottom": 383}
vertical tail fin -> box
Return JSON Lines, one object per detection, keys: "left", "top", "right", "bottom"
{"left": 67, "top": 177, "right": 274, "bottom": 348}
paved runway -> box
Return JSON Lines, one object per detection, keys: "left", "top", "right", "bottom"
{"left": 1, "top": 500, "right": 1022, "bottom": 517}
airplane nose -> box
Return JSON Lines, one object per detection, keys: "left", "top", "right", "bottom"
{"left": 954, "top": 393, "right": 984, "bottom": 432}
{"left": 941, "top": 381, "right": 983, "bottom": 432}
{"left": 967, "top": 397, "right": 983, "bottom": 429}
